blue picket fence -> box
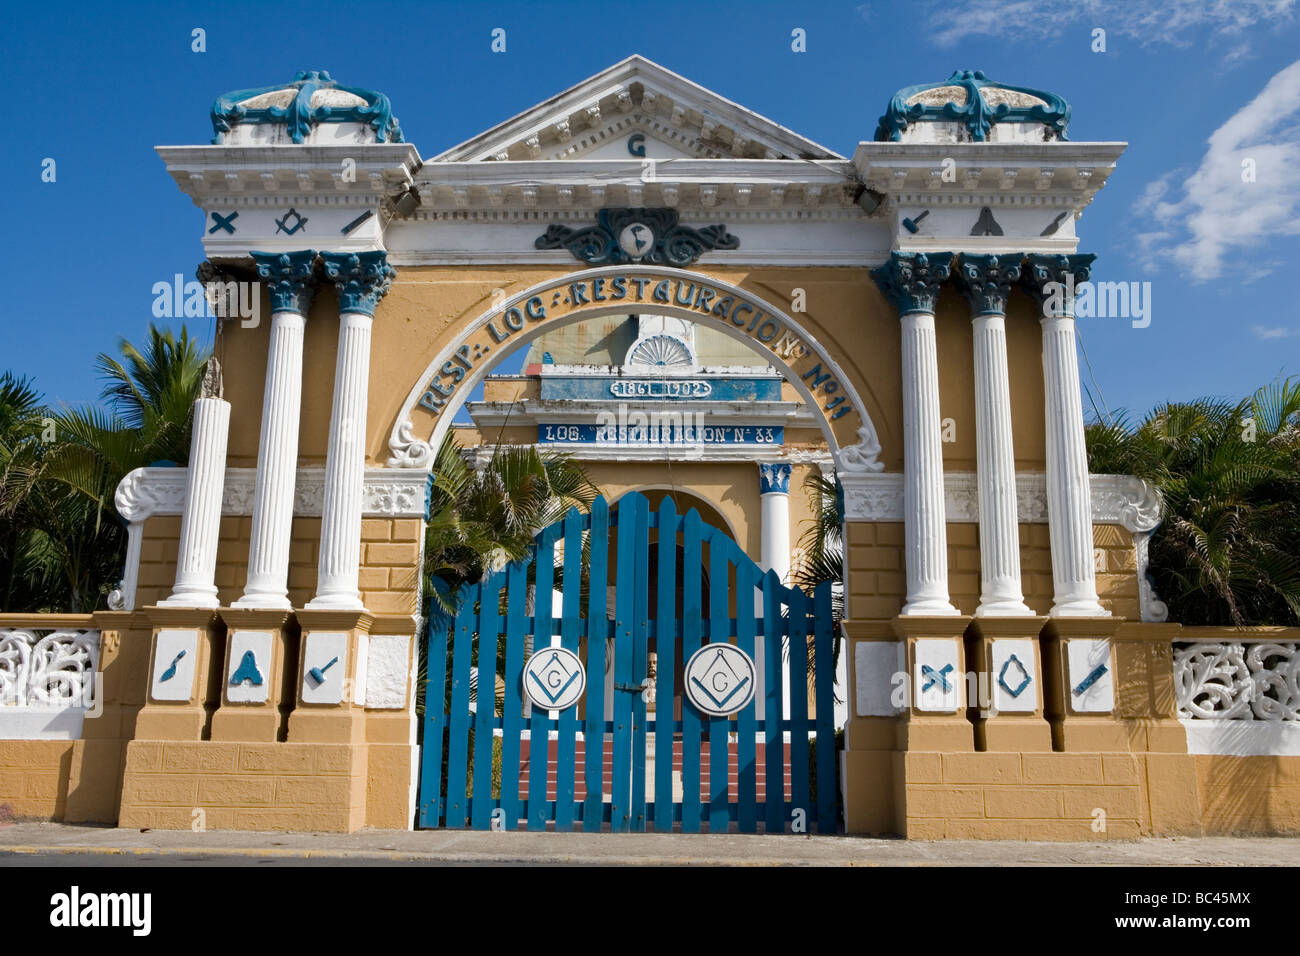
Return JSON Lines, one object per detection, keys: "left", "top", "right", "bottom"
{"left": 418, "top": 492, "right": 837, "bottom": 834}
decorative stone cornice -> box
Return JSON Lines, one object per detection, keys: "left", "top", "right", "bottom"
{"left": 113, "top": 467, "right": 431, "bottom": 521}
{"left": 870, "top": 251, "right": 954, "bottom": 315}
{"left": 534, "top": 207, "right": 739, "bottom": 267}
{"left": 1020, "top": 252, "right": 1096, "bottom": 316}
{"left": 251, "top": 250, "right": 319, "bottom": 314}
{"left": 320, "top": 250, "right": 395, "bottom": 316}
{"left": 954, "top": 252, "right": 1024, "bottom": 315}
{"left": 839, "top": 472, "right": 1161, "bottom": 528}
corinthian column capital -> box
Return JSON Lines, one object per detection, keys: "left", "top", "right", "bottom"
{"left": 251, "top": 249, "right": 319, "bottom": 314}
{"left": 1020, "top": 253, "right": 1097, "bottom": 316}
{"left": 871, "top": 251, "right": 954, "bottom": 315}
{"left": 321, "top": 250, "right": 396, "bottom": 316}
{"left": 955, "top": 253, "right": 1024, "bottom": 316}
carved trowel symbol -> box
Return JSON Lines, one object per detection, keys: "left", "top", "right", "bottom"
{"left": 159, "top": 649, "right": 186, "bottom": 683}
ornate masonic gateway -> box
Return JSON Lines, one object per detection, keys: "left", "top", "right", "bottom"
{"left": 6, "top": 57, "right": 1288, "bottom": 842}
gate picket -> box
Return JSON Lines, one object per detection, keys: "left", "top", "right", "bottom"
{"left": 707, "top": 542, "right": 730, "bottom": 832}
{"left": 418, "top": 491, "right": 839, "bottom": 837}
{"left": 736, "top": 559, "right": 758, "bottom": 833}
{"left": 610, "top": 499, "right": 637, "bottom": 832}
{"left": 680, "top": 508, "right": 703, "bottom": 833}
{"left": 471, "top": 574, "right": 502, "bottom": 829}
{"left": 581, "top": 497, "right": 609, "bottom": 832}
{"left": 814, "top": 581, "right": 836, "bottom": 833}
{"left": 788, "top": 587, "right": 811, "bottom": 828}
{"left": 629, "top": 495, "right": 650, "bottom": 830}
{"left": 500, "top": 559, "right": 529, "bottom": 830}
{"left": 527, "top": 533, "right": 556, "bottom": 831}
{"left": 762, "top": 569, "right": 784, "bottom": 833}
{"left": 445, "top": 582, "right": 479, "bottom": 829}
{"left": 417, "top": 596, "right": 452, "bottom": 828}
{"left": 554, "top": 508, "right": 584, "bottom": 831}
{"left": 652, "top": 497, "right": 677, "bottom": 832}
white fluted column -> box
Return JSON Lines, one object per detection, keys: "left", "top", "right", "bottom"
{"left": 758, "top": 463, "right": 792, "bottom": 586}
{"left": 757, "top": 462, "right": 792, "bottom": 721}
{"left": 1023, "top": 255, "right": 1108, "bottom": 617}
{"left": 957, "top": 254, "right": 1033, "bottom": 617}
{"left": 160, "top": 379, "right": 230, "bottom": 608}
{"left": 308, "top": 251, "right": 395, "bottom": 610}
{"left": 872, "top": 252, "right": 960, "bottom": 615}
{"left": 234, "top": 250, "right": 318, "bottom": 610}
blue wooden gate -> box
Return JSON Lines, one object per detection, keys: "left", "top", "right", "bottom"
{"left": 417, "top": 492, "right": 837, "bottom": 833}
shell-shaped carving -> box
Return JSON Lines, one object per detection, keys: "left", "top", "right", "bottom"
{"left": 627, "top": 334, "right": 693, "bottom": 367}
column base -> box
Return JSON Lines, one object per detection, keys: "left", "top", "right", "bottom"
{"left": 304, "top": 592, "right": 367, "bottom": 612}
{"left": 891, "top": 615, "right": 974, "bottom": 752}
{"left": 968, "top": 616, "right": 1052, "bottom": 752}
{"left": 1043, "top": 617, "right": 1126, "bottom": 751}
{"left": 231, "top": 592, "right": 293, "bottom": 611}
{"left": 288, "top": 609, "right": 374, "bottom": 745}
{"left": 1050, "top": 599, "right": 1112, "bottom": 618}
{"left": 975, "top": 599, "right": 1035, "bottom": 617}
{"left": 210, "top": 608, "right": 296, "bottom": 743}
{"left": 134, "top": 606, "right": 222, "bottom": 741}
{"left": 157, "top": 589, "right": 220, "bottom": 609}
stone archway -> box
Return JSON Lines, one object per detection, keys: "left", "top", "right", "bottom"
{"left": 383, "top": 265, "right": 888, "bottom": 475}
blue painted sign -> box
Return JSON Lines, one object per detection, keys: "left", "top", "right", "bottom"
{"left": 539, "top": 376, "right": 782, "bottom": 402}
{"left": 538, "top": 423, "right": 782, "bottom": 446}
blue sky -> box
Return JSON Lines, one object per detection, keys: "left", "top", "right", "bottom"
{"left": 3, "top": 0, "right": 1298, "bottom": 421}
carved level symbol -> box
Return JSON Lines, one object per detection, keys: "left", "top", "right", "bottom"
{"left": 970, "top": 206, "right": 1003, "bottom": 236}
{"left": 1073, "top": 662, "right": 1108, "bottom": 696}
{"left": 230, "top": 650, "right": 264, "bottom": 687}
{"left": 208, "top": 211, "right": 238, "bottom": 234}
{"left": 275, "top": 207, "right": 308, "bottom": 235}
{"left": 159, "top": 649, "right": 186, "bottom": 682}
{"left": 341, "top": 210, "right": 374, "bottom": 235}
{"left": 902, "top": 210, "right": 930, "bottom": 234}
{"left": 921, "top": 663, "right": 954, "bottom": 693}
{"left": 307, "top": 656, "right": 339, "bottom": 686}
{"left": 1040, "top": 211, "right": 1069, "bottom": 236}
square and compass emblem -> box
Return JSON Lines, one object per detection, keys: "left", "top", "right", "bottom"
{"left": 523, "top": 646, "right": 586, "bottom": 712}
{"left": 683, "top": 644, "right": 756, "bottom": 717}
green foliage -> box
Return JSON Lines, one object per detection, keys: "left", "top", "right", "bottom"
{"left": 1086, "top": 377, "right": 1300, "bottom": 626}
{"left": 0, "top": 325, "right": 208, "bottom": 612}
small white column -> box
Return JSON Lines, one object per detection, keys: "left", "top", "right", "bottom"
{"left": 234, "top": 250, "right": 317, "bottom": 610}
{"left": 758, "top": 463, "right": 792, "bottom": 585}
{"left": 308, "top": 251, "right": 395, "bottom": 610}
{"left": 956, "top": 254, "right": 1034, "bottom": 617}
{"left": 160, "top": 363, "right": 230, "bottom": 608}
{"left": 872, "top": 252, "right": 959, "bottom": 615}
{"left": 758, "top": 462, "right": 792, "bottom": 722}
{"left": 1023, "top": 255, "right": 1109, "bottom": 617}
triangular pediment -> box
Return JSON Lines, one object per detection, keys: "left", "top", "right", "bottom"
{"left": 433, "top": 55, "right": 841, "bottom": 162}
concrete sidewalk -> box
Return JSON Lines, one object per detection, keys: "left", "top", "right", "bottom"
{"left": 1, "top": 822, "right": 1297, "bottom": 865}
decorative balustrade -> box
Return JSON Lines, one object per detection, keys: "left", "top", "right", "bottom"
{"left": 0, "top": 628, "right": 100, "bottom": 716}
{"left": 1174, "top": 640, "right": 1299, "bottom": 721}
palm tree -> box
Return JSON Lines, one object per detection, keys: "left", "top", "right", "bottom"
{"left": 1086, "top": 377, "right": 1300, "bottom": 626}
{"left": 792, "top": 470, "right": 846, "bottom": 684}
{"left": 416, "top": 434, "right": 600, "bottom": 719}
{"left": 0, "top": 324, "right": 208, "bottom": 612}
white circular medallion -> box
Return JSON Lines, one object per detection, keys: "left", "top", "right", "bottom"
{"left": 683, "top": 644, "right": 756, "bottom": 717}
{"left": 523, "top": 646, "right": 586, "bottom": 712}
{"left": 618, "top": 222, "right": 654, "bottom": 260}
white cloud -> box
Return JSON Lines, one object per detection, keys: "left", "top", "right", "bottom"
{"left": 901, "top": 0, "right": 1295, "bottom": 50}
{"left": 1136, "top": 59, "right": 1300, "bottom": 281}
{"left": 1253, "top": 325, "right": 1296, "bottom": 338}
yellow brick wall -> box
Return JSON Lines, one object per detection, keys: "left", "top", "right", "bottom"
{"left": 846, "top": 521, "right": 1141, "bottom": 621}
{"left": 901, "top": 751, "right": 1145, "bottom": 840}
{"left": 119, "top": 740, "right": 368, "bottom": 832}
{"left": 1196, "top": 755, "right": 1300, "bottom": 835}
